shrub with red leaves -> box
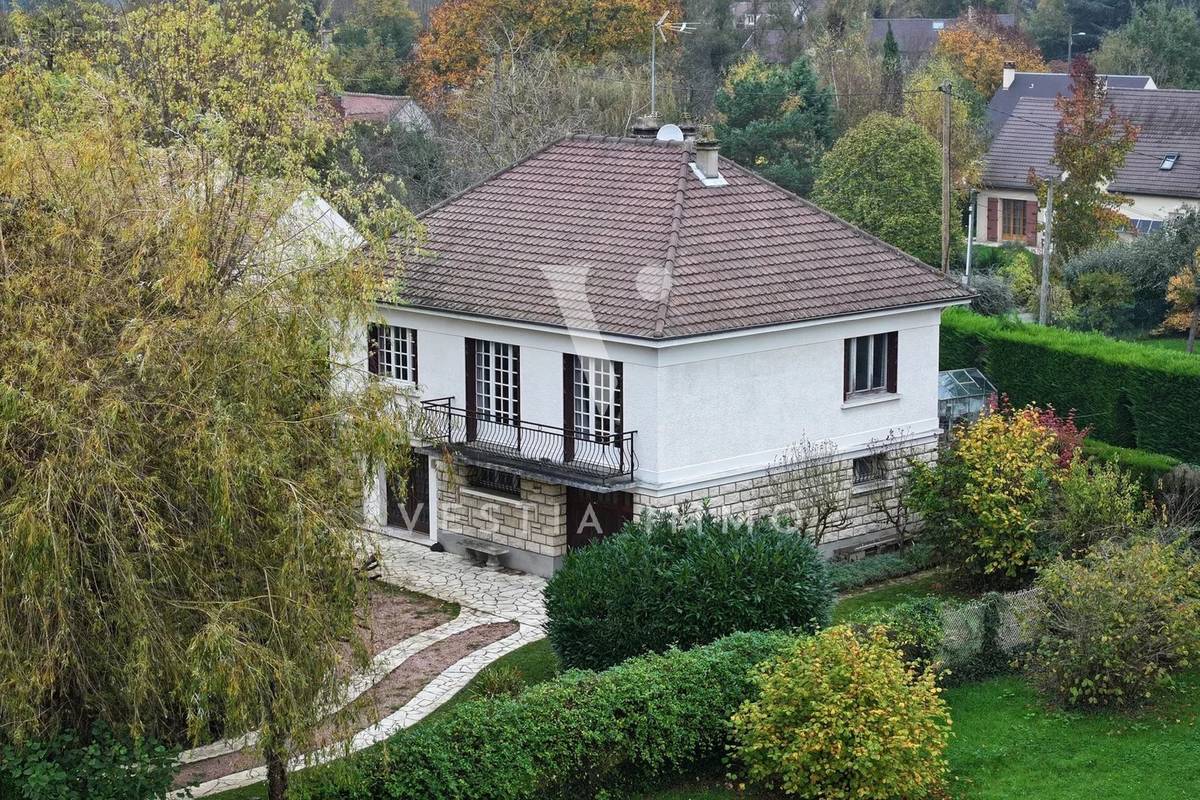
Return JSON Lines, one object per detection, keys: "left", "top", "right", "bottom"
{"left": 987, "top": 395, "right": 1092, "bottom": 468}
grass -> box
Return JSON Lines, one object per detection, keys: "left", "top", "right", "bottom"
{"left": 831, "top": 570, "right": 964, "bottom": 622}
{"left": 418, "top": 637, "right": 560, "bottom": 724}
{"left": 1136, "top": 335, "right": 1193, "bottom": 352}
{"left": 642, "top": 673, "right": 1200, "bottom": 800}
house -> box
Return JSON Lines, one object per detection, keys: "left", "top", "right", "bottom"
{"left": 987, "top": 64, "right": 1155, "bottom": 135}
{"left": 362, "top": 133, "right": 972, "bottom": 576}
{"left": 975, "top": 87, "right": 1200, "bottom": 249}
{"left": 868, "top": 14, "right": 1015, "bottom": 64}
{"left": 333, "top": 92, "right": 432, "bottom": 131}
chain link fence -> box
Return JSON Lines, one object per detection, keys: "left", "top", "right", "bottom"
{"left": 938, "top": 588, "right": 1040, "bottom": 683}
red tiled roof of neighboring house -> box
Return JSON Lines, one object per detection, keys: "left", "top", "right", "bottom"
{"left": 390, "top": 135, "right": 971, "bottom": 340}
{"left": 335, "top": 92, "right": 418, "bottom": 124}
{"left": 983, "top": 89, "right": 1200, "bottom": 199}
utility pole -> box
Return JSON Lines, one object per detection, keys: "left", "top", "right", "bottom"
{"left": 1038, "top": 176, "right": 1056, "bottom": 325}
{"left": 965, "top": 189, "right": 977, "bottom": 286}
{"left": 940, "top": 81, "right": 952, "bottom": 274}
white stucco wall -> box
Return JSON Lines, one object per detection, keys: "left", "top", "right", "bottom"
{"left": 973, "top": 188, "right": 1042, "bottom": 249}
{"left": 974, "top": 189, "right": 1198, "bottom": 248}
{"left": 371, "top": 303, "right": 952, "bottom": 497}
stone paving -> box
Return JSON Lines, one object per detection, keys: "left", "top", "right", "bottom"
{"left": 178, "top": 534, "right": 549, "bottom": 798}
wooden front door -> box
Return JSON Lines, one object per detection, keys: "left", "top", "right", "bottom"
{"left": 566, "top": 487, "right": 633, "bottom": 550}
{"left": 387, "top": 455, "right": 430, "bottom": 534}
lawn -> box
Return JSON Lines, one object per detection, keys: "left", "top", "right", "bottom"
{"left": 642, "top": 672, "right": 1200, "bottom": 800}
{"left": 831, "top": 569, "right": 963, "bottom": 622}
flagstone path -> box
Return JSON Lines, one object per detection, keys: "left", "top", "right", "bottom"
{"left": 177, "top": 536, "right": 548, "bottom": 798}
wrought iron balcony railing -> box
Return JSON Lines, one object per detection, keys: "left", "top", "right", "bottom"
{"left": 419, "top": 397, "right": 637, "bottom": 486}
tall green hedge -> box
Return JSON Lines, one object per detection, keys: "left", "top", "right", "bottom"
{"left": 291, "top": 631, "right": 795, "bottom": 800}
{"left": 1080, "top": 439, "right": 1180, "bottom": 492}
{"left": 940, "top": 308, "right": 1200, "bottom": 463}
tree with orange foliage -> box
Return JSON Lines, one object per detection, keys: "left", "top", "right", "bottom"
{"left": 934, "top": 11, "right": 1046, "bottom": 97}
{"left": 411, "top": 0, "right": 677, "bottom": 102}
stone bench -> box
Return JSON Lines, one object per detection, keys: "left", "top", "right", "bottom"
{"left": 462, "top": 538, "right": 510, "bottom": 568}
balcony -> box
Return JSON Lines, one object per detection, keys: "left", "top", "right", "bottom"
{"left": 419, "top": 398, "right": 637, "bottom": 489}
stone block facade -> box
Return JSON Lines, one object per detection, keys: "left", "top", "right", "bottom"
{"left": 630, "top": 437, "right": 939, "bottom": 556}
{"left": 433, "top": 459, "right": 567, "bottom": 575}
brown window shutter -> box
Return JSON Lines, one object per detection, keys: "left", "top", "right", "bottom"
{"left": 410, "top": 328, "right": 418, "bottom": 384}
{"left": 562, "top": 353, "right": 575, "bottom": 462}
{"left": 613, "top": 360, "right": 624, "bottom": 436}
{"left": 843, "top": 339, "right": 851, "bottom": 400}
{"left": 367, "top": 323, "right": 380, "bottom": 375}
{"left": 464, "top": 338, "right": 476, "bottom": 441}
{"left": 986, "top": 197, "right": 998, "bottom": 241}
{"left": 1024, "top": 200, "right": 1038, "bottom": 246}
{"left": 886, "top": 331, "right": 898, "bottom": 394}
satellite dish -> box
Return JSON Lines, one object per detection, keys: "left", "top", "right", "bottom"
{"left": 656, "top": 124, "right": 685, "bottom": 142}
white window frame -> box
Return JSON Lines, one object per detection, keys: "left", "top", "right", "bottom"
{"left": 475, "top": 340, "right": 519, "bottom": 425}
{"left": 573, "top": 356, "right": 621, "bottom": 442}
{"left": 847, "top": 333, "right": 889, "bottom": 395}
{"left": 375, "top": 325, "right": 417, "bottom": 382}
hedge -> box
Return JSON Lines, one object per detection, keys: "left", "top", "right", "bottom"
{"left": 544, "top": 513, "right": 832, "bottom": 671}
{"left": 940, "top": 308, "right": 1200, "bottom": 463}
{"left": 1080, "top": 439, "right": 1180, "bottom": 492}
{"left": 827, "top": 542, "right": 937, "bottom": 593}
{"left": 292, "top": 631, "right": 795, "bottom": 800}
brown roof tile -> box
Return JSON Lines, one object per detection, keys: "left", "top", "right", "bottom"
{"left": 390, "top": 135, "right": 971, "bottom": 339}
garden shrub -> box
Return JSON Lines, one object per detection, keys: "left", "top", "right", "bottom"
{"left": 0, "top": 723, "right": 178, "bottom": 800}
{"left": 940, "top": 307, "right": 1200, "bottom": 462}
{"left": 1080, "top": 438, "right": 1179, "bottom": 492}
{"left": 730, "top": 626, "right": 950, "bottom": 800}
{"left": 1053, "top": 457, "right": 1152, "bottom": 554}
{"left": 908, "top": 404, "right": 1060, "bottom": 588}
{"left": 291, "top": 631, "right": 795, "bottom": 800}
{"left": 1025, "top": 539, "right": 1200, "bottom": 709}
{"left": 826, "top": 541, "right": 937, "bottom": 592}
{"left": 544, "top": 512, "right": 833, "bottom": 670}
{"left": 968, "top": 273, "right": 1015, "bottom": 316}
{"left": 1069, "top": 271, "right": 1134, "bottom": 335}
{"left": 844, "top": 596, "right": 945, "bottom": 666}
{"left": 1159, "top": 463, "right": 1200, "bottom": 525}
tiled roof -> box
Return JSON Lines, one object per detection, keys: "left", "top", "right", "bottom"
{"left": 391, "top": 135, "right": 971, "bottom": 340}
{"left": 983, "top": 89, "right": 1200, "bottom": 199}
{"left": 868, "top": 15, "right": 1014, "bottom": 56}
{"left": 335, "top": 92, "right": 417, "bottom": 124}
{"left": 986, "top": 71, "right": 1154, "bottom": 134}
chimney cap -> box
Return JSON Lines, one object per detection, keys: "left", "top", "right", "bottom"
{"left": 696, "top": 123, "right": 720, "bottom": 148}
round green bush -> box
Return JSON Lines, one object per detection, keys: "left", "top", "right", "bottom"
{"left": 1025, "top": 538, "right": 1200, "bottom": 709}
{"left": 544, "top": 512, "right": 834, "bottom": 670}
{"left": 730, "top": 626, "right": 951, "bottom": 799}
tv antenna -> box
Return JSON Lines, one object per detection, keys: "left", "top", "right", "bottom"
{"left": 650, "top": 11, "right": 698, "bottom": 118}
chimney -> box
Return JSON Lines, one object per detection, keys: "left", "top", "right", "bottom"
{"left": 694, "top": 124, "right": 720, "bottom": 180}
{"left": 1002, "top": 60, "right": 1016, "bottom": 90}
{"left": 630, "top": 114, "right": 660, "bottom": 139}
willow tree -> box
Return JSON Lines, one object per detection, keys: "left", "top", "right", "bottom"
{"left": 0, "top": 3, "right": 416, "bottom": 799}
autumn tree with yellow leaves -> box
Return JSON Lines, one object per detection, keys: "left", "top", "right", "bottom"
{"left": 934, "top": 11, "right": 1046, "bottom": 97}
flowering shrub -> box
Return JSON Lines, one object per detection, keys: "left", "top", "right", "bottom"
{"left": 730, "top": 626, "right": 950, "bottom": 800}
{"left": 909, "top": 403, "right": 1060, "bottom": 587}
{"left": 1025, "top": 539, "right": 1200, "bottom": 709}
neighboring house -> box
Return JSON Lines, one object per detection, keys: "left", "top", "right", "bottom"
{"left": 987, "top": 64, "right": 1155, "bottom": 135}
{"left": 359, "top": 133, "right": 971, "bottom": 576}
{"left": 334, "top": 92, "right": 432, "bottom": 131}
{"left": 868, "top": 14, "right": 1015, "bottom": 64}
{"left": 976, "top": 87, "right": 1200, "bottom": 249}
{"left": 733, "top": 0, "right": 809, "bottom": 63}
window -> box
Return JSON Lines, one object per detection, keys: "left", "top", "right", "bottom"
{"left": 469, "top": 467, "right": 521, "bottom": 497}
{"left": 852, "top": 454, "right": 887, "bottom": 485}
{"left": 1161, "top": 153, "right": 1179, "bottom": 171}
{"left": 844, "top": 332, "right": 896, "bottom": 397}
{"left": 743, "top": 12, "right": 756, "bottom": 25}
{"left": 473, "top": 340, "right": 520, "bottom": 425}
{"left": 1001, "top": 198, "right": 1026, "bottom": 241}
{"left": 368, "top": 324, "right": 417, "bottom": 382}
{"left": 572, "top": 356, "right": 622, "bottom": 442}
